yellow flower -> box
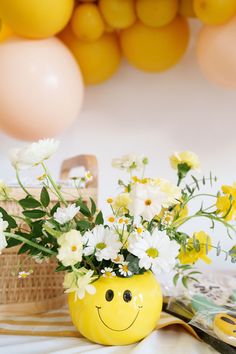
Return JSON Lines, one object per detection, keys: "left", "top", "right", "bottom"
{"left": 170, "top": 151, "right": 200, "bottom": 170}
{"left": 155, "top": 178, "right": 181, "bottom": 207}
{"left": 178, "top": 231, "right": 212, "bottom": 265}
{"left": 155, "top": 203, "right": 188, "bottom": 226}
{"left": 216, "top": 183, "right": 236, "bottom": 221}
{"left": 113, "top": 193, "right": 131, "bottom": 215}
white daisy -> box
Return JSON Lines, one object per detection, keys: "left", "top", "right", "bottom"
{"left": 128, "top": 229, "right": 179, "bottom": 275}
{"left": 85, "top": 171, "right": 93, "bottom": 182}
{"left": 63, "top": 269, "right": 97, "bottom": 300}
{"left": 112, "top": 154, "right": 147, "bottom": 172}
{"left": 57, "top": 230, "right": 83, "bottom": 267}
{"left": 54, "top": 203, "right": 80, "bottom": 225}
{"left": 9, "top": 139, "right": 59, "bottom": 170}
{"left": 101, "top": 267, "right": 116, "bottom": 278}
{"left": 0, "top": 213, "right": 8, "bottom": 254}
{"left": 128, "top": 182, "right": 169, "bottom": 221}
{"left": 83, "top": 225, "right": 122, "bottom": 262}
{"left": 118, "top": 262, "right": 132, "bottom": 277}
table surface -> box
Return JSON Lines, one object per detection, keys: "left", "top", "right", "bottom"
{"left": 0, "top": 326, "right": 219, "bottom": 354}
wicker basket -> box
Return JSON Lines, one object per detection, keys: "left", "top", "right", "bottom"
{"left": 0, "top": 155, "right": 98, "bottom": 315}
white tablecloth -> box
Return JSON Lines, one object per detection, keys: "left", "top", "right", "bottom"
{"left": 0, "top": 327, "right": 218, "bottom": 354}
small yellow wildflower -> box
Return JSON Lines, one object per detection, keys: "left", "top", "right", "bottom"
{"left": 216, "top": 183, "right": 236, "bottom": 221}
{"left": 178, "top": 231, "right": 212, "bottom": 265}
{"left": 170, "top": 151, "right": 200, "bottom": 170}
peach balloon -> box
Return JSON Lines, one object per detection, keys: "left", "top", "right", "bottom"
{"left": 0, "top": 37, "right": 84, "bottom": 140}
{"left": 197, "top": 16, "right": 236, "bottom": 89}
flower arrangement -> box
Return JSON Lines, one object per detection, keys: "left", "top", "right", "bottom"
{"left": 0, "top": 140, "right": 236, "bottom": 301}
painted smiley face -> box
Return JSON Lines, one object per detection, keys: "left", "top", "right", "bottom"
{"left": 213, "top": 313, "right": 236, "bottom": 347}
{"left": 96, "top": 289, "right": 143, "bottom": 331}
{"left": 68, "top": 272, "right": 163, "bottom": 345}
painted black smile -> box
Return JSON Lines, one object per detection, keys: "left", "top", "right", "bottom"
{"left": 96, "top": 306, "right": 142, "bottom": 332}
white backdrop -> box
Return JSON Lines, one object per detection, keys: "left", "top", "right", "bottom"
{"left": 0, "top": 21, "right": 235, "bottom": 271}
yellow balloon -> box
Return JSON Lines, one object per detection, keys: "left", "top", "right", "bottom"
{"left": 0, "top": 16, "right": 13, "bottom": 42}
{"left": 179, "top": 0, "right": 196, "bottom": 17}
{"left": 99, "top": 0, "right": 136, "bottom": 29}
{"left": 136, "top": 0, "right": 178, "bottom": 28}
{"left": 194, "top": 0, "right": 236, "bottom": 25}
{"left": 68, "top": 272, "right": 162, "bottom": 345}
{"left": 120, "top": 16, "right": 189, "bottom": 72}
{"left": 71, "top": 4, "right": 105, "bottom": 41}
{"left": 60, "top": 27, "right": 121, "bottom": 85}
{"left": 0, "top": 0, "right": 74, "bottom": 38}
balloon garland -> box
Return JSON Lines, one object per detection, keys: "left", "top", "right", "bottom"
{"left": 0, "top": 0, "right": 236, "bottom": 139}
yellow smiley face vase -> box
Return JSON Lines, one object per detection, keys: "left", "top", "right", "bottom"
{"left": 68, "top": 271, "right": 163, "bottom": 345}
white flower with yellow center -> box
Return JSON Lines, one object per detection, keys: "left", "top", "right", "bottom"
{"left": 170, "top": 151, "right": 200, "bottom": 171}
{"left": 107, "top": 215, "right": 116, "bottom": 224}
{"left": 118, "top": 262, "right": 132, "bottom": 277}
{"left": 57, "top": 230, "right": 83, "bottom": 267}
{"left": 112, "top": 154, "right": 148, "bottom": 172}
{"left": 112, "top": 253, "right": 124, "bottom": 264}
{"left": 83, "top": 225, "right": 122, "bottom": 262}
{"left": 128, "top": 230, "right": 179, "bottom": 275}
{"left": 54, "top": 203, "right": 80, "bottom": 225}
{"left": 155, "top": 178, "right": 181, "bottom": 207}
{"left": 63, "top": 269, "right": 97, "bottom": 300}
{"left": 0, "top": 213, "right": 8, "bottom": 254}
{"left": 101, "top": 267, "right": 116, "bottom": 278}
{"left": 18, "top": 270, "right": 32, "bottom": 279}
{"left": 128, "top": 182, "right": 169, "bottom": 222}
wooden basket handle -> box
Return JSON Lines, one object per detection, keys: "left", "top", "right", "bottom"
{"left": 60, "top": 155, "right": 98, "bottom": 188}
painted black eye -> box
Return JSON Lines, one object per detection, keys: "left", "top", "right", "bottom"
{"left": 221, "top": 316, "right": 235, "bottom": 325}
{"left": 123, "top": 290, "right": 132, "bottom": 302}
{"left": 105, "top": 289, "right": 114, "bottom": 302}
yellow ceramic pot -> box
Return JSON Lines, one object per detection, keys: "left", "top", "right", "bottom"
{"left": 68, "top": 271, "right": 163, "bottom": 345}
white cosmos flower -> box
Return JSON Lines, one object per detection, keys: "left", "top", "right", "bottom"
{"left": 112, "top": 154, "right": 147, "bottom": 172}
{"left": 9, "top": 139, "right": 59, "bottom": 170}
{"left": 63, "top": 269, "right": 97, "bottom": 300}
{"left": 57, "top": 230, "right": 83, "bottom": 267}
{"left": 54, "top": 204, "right": 80, "bottom": 225}
{"left": 0, "top": 213, "right": 8, "bottom": 254}
{"left": 128, "top": 230, "right": 179, "bottom": 275}
{"left": 128, "top": 182, "right": 169, "bottom": 221}
{"left": 83, "top": 225, "right": 122, "bottom": 262}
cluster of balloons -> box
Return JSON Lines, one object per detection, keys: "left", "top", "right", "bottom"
{"left": 0, "top": 0, "right": 236, "bottom": 140}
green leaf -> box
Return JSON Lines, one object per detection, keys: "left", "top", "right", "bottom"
{"left": 76, "top": 199, "right": 91, "bottom": 217}
{"left": 173, "top": 273, "right": 180, "bottom": 286}
{"left": 0, "top": 206, "right": 17, "bottom": 229}
{"left": 19, "top": 196, "right": 41, "bottom": 209}
{"left": 95, "top": 211, "right": 104, "bottom": 225}
{"left": 126, "top": 254, "right": 140, "bottom": 274}
{"left": 23, "top": 209, "right": 46, "bottom": 219}
{"left": 90, "top": 198, "right": 97, "bottom": 216}
{"left": 40, "top": 187, "right": 50, "bottom": 208}
{"left": 50, "top": 202, "right": 60, "bottom": 216}
{"left": 76, "top": 220, "right": 91, "bottom": 231}
{"left": 18, "top": 243, "right": 31, "bottom": 254}
{"left": 182, "top": 276, "right": 189, "bottom": 288}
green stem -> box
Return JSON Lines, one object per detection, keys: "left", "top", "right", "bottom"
{"left": 5, "top": 232, "right": 56, "bottom": 256}
{"left": 16, "top": 169, "right": 30, "bottom": 196}
{"left": 41, "top": 162, "right": 68, "bottom": 206}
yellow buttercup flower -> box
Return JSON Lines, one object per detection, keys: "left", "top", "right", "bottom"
{"left": 170, "top": 151, "right": 200, "bottom": 170}
{"left": 216, "top": 183, "right": 236, "bottom": 221}
{"left": 113, "top": 193, "right": 131, "bottom": 215}
{"left": 178, "top": 231, "right": 212, "bottom": 265}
